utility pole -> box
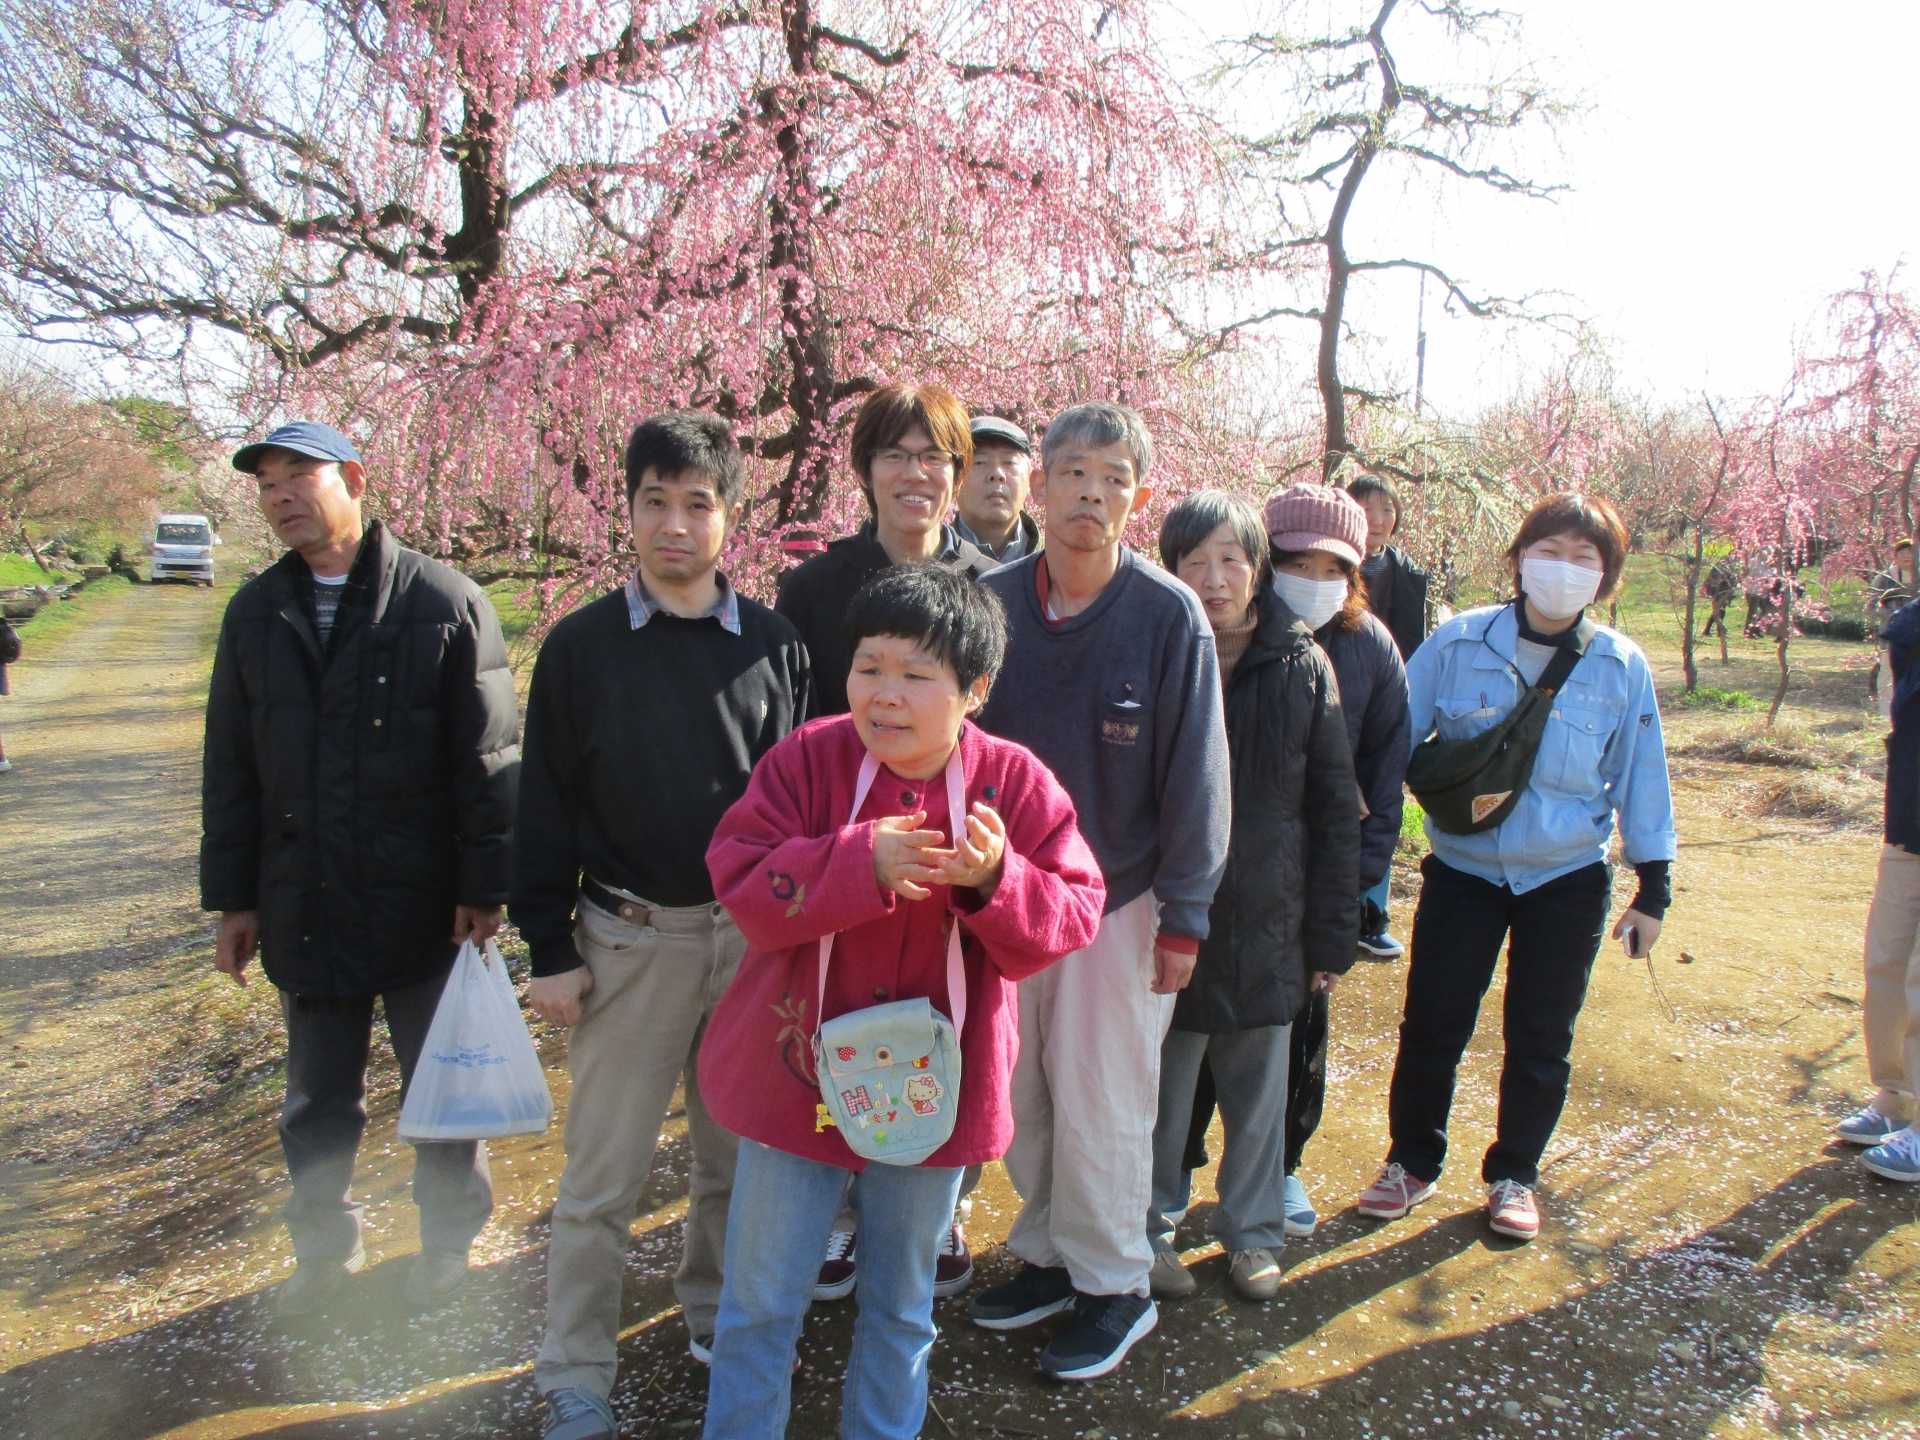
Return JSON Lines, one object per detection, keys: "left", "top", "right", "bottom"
{"left": 1414, "top": 267, "right": 1429, "bottom": 414}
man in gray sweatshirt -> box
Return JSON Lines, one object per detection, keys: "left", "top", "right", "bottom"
{"left": 966, "top": 401, "right": 1230, "bottom": 1381}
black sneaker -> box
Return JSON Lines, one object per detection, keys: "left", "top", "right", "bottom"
{"left": 813, "top": 1228, "right": 856, "bottom": 1302}
{"left": 967, "top": 1262, "right": 1075, "bottom": 1330}
{"left": 1038, "top": 1292, "right": 1158, "bottom": 1381}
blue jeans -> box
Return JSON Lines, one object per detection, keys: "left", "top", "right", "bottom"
{"left": 703, "top": 1141, "right": 963, "bottom": 1440}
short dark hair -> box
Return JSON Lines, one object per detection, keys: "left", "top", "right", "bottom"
{"left": 624, "top": 411, "right": 745, "bottom": 507}
{"left": 1159, "top": 490, "right": 1271, "bottom": 585}
{"left": 1505, "top": 491, "right": 1632, "bottom": 601}
{"left": 1346, "top": 473, "right": 1400, "bottom": 530}
{"left": 843, "top": 565, "right": 1008, "bottom": 693}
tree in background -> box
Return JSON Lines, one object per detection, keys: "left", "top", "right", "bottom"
{"left": 1221, "top": 0, "right": 1563, "bottom": 481}
{"left": 0, "top": 359, "right": 165, "bottom": 569}
{"left": 0, "top": 0, "right": 1282, "bottom": 604}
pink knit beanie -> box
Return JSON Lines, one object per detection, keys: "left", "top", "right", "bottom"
{"left": 1263, "top": 483, "right": 1367, "bottom": 568}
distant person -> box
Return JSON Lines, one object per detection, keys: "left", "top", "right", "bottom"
{"left": 953, "top": 415, "right": 1041, "bottom": 562}
{"left": 1345, "top": 473, "right": 1429, "bottom": 959}
{"left": 1359, "top": 492, "right": 1675, "bottom": 1243}
{"left": 775, "top": 384, "right": 992, "bottom": 717}
{"left": 1840, "top": 592, "right": 1920, "bottom": 1182}
{"left": 200, "top": 421, "right": 519, "bottom": 1317}
{"left": 1700, "top": 556, "right": 1739, "bottom": 640}
{"left": 513, "top": 414, "right": 810, "bottom": 1440}
{"left": 0, "top": 611, "right": 16, "bottom": 773}
{"left": 696, "top": 565, "right": 1106, "bottom": 1440}
{"left": 967, "top": 401, "right": 1230, "bottom": 1381}
{"left": 1145, "top": 491, "right": 1358, "bottom": 1304}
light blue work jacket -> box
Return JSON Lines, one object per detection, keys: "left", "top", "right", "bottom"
{"left": 1404, "top": 602, "right": 1677, "bottom": 893}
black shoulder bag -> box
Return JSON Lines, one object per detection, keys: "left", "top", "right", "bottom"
{"left": 1406, "top": 610, "right": 1592, "bottom": 836}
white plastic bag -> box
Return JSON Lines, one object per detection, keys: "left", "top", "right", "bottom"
{"left": 398, "top": 938, "right": 553, "bottom": 1141}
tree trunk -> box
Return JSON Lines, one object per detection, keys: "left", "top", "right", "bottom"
{"left": 1681, "top": 526, "right": 1701, "bottom": 693}
{"left": 1767, "top": 549, "right": 1792, "bottom": 727}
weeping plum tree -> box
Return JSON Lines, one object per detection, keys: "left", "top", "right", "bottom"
{"left": 0, "top": 0, "right": 1271, "bottom": 595}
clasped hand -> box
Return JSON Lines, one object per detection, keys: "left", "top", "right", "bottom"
{"left": 873, "top": 803, "right": 1007, "bottom": 902}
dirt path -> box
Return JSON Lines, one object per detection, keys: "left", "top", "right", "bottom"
{"left": 1, "top": 584, "right": 1916, "bottom": 1438}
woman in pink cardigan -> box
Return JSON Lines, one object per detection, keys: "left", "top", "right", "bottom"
{"left": 698, "top": 565, "right": 1105, "bottom": 1440}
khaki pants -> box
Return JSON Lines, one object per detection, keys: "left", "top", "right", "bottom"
{"left": 1863, "top": 845, "right": 1920, "bottom": 1122}
{"left": 1004, "top": 892, "right": 1171, "bottom": 1298}
{"left": 535, "top": 895, "right": 744, "bottom": 1399}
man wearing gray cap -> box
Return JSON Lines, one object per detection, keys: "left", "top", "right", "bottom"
{"left": 200, "top": 421, "right": 520, "bottom": 1318}
{"left": 953, "top": 414, "right": 1041, "bottom": 563}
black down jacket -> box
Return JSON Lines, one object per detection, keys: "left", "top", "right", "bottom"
{"left": 199, "top": 522, "right": 520, "bottom": 996}
{"left": 1171, "top": 588, "right": 1362, "bottom": 1034}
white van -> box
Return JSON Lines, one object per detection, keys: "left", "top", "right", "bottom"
{"left": 149, "top": 513, "right": 221, "bottom": 586}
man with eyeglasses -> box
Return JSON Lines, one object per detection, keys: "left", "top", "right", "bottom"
{"left": 773, "top": 382, "right": 994, "bottom": 1305}
{"left": 775, "top": 384, "right": 993, "bottom": 718}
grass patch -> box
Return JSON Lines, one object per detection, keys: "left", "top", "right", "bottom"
{"left": 1396, "top": 796, "right": 1429, "bottom": 859}
{"left": 12, "top": 574, "right": 134, "bottom": 648}
{"left": 0, "top": 553, "right": 71, "bottom": 587}
{"left": 1676, "top": 685, "right": 1762, "bottom": 712}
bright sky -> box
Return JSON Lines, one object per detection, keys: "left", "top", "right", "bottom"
{"left": 1171, "top": 0, "right": 1920, "bottom": 413}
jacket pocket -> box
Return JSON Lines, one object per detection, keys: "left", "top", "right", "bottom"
{"left": 1539, "top": 702, "right": 1611, "bottom": 796}
{"left": 1435, "top": 695, "right": 1502, "bottom": 741}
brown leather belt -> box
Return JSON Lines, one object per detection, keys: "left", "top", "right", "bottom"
{"left": 581, "top": 876, "right": 653, "bottom": 925}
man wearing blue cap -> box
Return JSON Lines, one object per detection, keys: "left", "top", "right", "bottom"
{"left": 200, "top": 421, "right": 520, "bottom": 1318}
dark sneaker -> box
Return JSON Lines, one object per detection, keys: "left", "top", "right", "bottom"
{"left": 1038, "top": 1292, "right": 1157, "bottom": 1381}
{"left": 273, "top": 1243, "right": 365, "bottom": 1318}
{"left": 542, "top": 1387, "right": 616, "bottom": 1440}
{"left": 1356, "top": 927, "right": 1404, "bottom": 959}
{"left": 968, "top": 1262, "right": 1076, "bottom": 1330}
{"left": 405, "top": 1250, "right": 470, "bottom": 1311}
{"left": 814, "top": 1228, "right": 857, "bottom": 1302}
{"left": 933, "top": 1224, "right": 973, "bottom": 1299}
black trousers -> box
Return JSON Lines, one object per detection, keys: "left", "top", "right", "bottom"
{"left": 1385, "top": 855, "right": 1612, "bottom": 1188}
{"left": 279, "top": 964, "right": 495, "bottom": 1262}
{"left": 1181, "top": 991, "right": 1328, "bottom": 1180}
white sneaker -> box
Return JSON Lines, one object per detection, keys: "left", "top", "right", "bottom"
{"left": 0, "top": 759, "right": 13, "bottom": 773}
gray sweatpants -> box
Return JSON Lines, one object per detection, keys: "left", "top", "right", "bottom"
{"left": 1148, "top": 1024, "right": 1292, "bottom": 1252}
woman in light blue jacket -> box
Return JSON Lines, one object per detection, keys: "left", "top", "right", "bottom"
{"left": 1355, "top": 492, "right": 1676, "bottom": 1243}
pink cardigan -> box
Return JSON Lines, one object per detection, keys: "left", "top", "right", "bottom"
{"left": 698, "top": 715, "right": 1105, "bottom": 1170}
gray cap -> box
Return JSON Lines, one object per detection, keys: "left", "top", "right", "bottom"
{"left": 969, "top": 414, "right": 1031, "bottom": 454}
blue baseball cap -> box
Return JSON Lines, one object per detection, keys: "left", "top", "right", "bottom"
{"left": 232, "top": 421, "right": 362, "bottom": 474}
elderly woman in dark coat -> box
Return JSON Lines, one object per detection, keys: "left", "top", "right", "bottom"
{"left": 1146, "top": 491, "right": 1360, "bottom": 1302}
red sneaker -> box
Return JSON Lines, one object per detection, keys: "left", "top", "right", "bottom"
{"left": 1356, "top": 1162, "right": 1435, "bottom": 1219}
{"left": 1487, "top": 1179, "right": 1539, "bottom": 1241}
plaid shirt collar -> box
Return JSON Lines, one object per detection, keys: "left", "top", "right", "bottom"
{"left": 624, "top": 570, "right": 741, "bottom": 635}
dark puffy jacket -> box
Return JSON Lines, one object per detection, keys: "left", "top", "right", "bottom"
{"left": 199, "top": 522, "right": 520, "bottom": 996}
{"left": 1368, "top": 545, "right": 1432, "bottom": 663}
{"left": 1172, "top": 589, "right": 1361, "bottom": 1034}
{"left": 1316, "top": 610, "right": 1411, "bottom": 889}
{"left": 774, "top": 521, "right": 993, "bottom": 715}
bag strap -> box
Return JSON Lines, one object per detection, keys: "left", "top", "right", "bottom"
{"left": 815, "top": 748, "right": 968, "bottom": 1042}
{"left": 1479, "top": 600, "right": 1593, "bottom": 698}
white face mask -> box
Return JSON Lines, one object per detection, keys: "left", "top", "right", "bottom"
{"left": 1272, "top": 571, "right": 1348, "bottom": 632}
{"left": 1520, "top": 556, "right": 1603, "bottom": 620}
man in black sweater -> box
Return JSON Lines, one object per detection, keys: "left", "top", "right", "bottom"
{"left": 513, "top": 414, "right": 809, "bottom": 1440}
{"left": 775, "top": 382, "right": 992, "bottom": 717}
